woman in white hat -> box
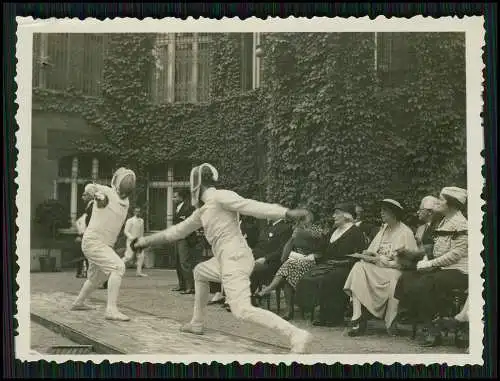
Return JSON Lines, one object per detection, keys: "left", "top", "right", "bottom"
{"left": 132, "top": 163, "right": 314, "bottom": 353}
{"left": 394, "top": 186, "right": 468, "bottom": 347}
{"left": 343, "top": 199, "right": 418, "bottom": 336}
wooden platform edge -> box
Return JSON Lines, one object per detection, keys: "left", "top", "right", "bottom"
{"left": 30, "top": 312, "right": 126, "bottom": 355}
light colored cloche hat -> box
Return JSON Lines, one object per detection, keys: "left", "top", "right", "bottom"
{"left": 440, "top": 186, "right": 467, "bottom": 205}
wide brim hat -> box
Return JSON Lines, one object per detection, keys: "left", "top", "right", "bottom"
{"left": 333, "top": 202, "right": 356, "bottom": 219}
{"left": 379, "top": 199, "right": 404, "bottom": 219}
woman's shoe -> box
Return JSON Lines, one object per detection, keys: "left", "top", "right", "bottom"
{"left": 387, "top": 321, "right": 400, "bottom": 337}
{"left": 347, "top": 317, "right": 367, "bottom": 337}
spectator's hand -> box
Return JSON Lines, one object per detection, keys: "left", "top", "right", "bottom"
{"left": 305, "top": 254, "right": 316, "bottom": 261}
{"left": 394, "top": 248, "right": 409, "bottom": 257}
{"left": 75, "top": 236, "right": 82, "bottom": 243}
{"left": 363, "top": 250, "right": 377, "bottom": 257}
{"left": 255, "top": 257, "right": 266, "bottom": 265}
{"left": 417, "top": 259, "right": 432, "bottom": 271}
{"left": 361, "top": 254, "right": 378, "bottom": 263}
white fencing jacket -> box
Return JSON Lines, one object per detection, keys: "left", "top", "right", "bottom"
{"left": 157, "top": 188, "right": 288, "bottom": 260}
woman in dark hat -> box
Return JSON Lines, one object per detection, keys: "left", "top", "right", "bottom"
{"left": 343, "top": 199, "right": 418, "bottom": 336}
{"left": 295, "top": 203, "right": 368, "bottom": 327}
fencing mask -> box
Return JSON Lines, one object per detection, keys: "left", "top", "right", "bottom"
{"left": 190, "top": 163, "right": 219, "bottom": 208}
{"left": 111, "top": 167, "right": 136, "bottom": 199}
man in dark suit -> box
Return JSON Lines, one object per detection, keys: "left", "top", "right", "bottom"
{"left": 354, "top": 204, "right": 379, "bottom": 246}
{"left": 250, "top": 218, "right": 293, "bottom": 299}
{"left": 172, "top": 189, "right": 197, "bottom": 294}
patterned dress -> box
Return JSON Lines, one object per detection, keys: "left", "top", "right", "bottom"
{"left": 275, "top": 224, "right": 325, "bottom": 289}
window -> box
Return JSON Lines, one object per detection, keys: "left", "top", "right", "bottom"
{"left": 33, "top": 33, "right": 108, "bottom": 96}
{"left": 146, "top": 163, "right": 192, "bottom": 231}
{"left": 151, "top": 33, "right": 212, "bottom": 104}
{"left": 54, "top": 154, "right": 114, "bottom": 226}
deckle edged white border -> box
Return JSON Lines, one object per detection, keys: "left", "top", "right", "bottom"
{"left": 14, "top": 16, "right": 485, "bottom": 366}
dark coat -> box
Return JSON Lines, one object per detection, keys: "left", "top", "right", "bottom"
{"left": 252, "top": 220, "right": 293, "bottom": 266}
{"left": 295, "top": 225, "right": 368, "bottom": 321}
{"left": 317, "top": 225, "right": 368, "bottom": 264}
{"left": 174, "top": 201, "right": 197, "bottom": 246}
{"left": 84, "top": 201, "right": 94, "bottom": 227}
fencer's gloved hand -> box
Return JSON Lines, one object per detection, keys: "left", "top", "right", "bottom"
{"left": 130, "top": 238, "right": 141, "bottom": 253}
{"left": 94, "top": 192, "right": 109, "bottom": 209}
{"left": 285, "top": 208, "right": 313, "bottom": 224}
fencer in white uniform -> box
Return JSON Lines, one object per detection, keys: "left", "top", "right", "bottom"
{"left": 123, "top": 207, "right": 147, "bottom": 277}
{"left": 71, "top": 167, "right": 136, "bottom": 321}
{"left": 133, "top": 163, "right": 313, "bottom": 353}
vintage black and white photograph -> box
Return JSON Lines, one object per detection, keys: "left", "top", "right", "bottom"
{"left": 15, "top": 17, "right": 485, "bottom": 365}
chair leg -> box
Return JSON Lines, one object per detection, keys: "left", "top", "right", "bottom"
{"left": 411, "top": 322, "right": 418, "bottom": 340}
{"left": 276, "top": 287, "right": 281, "bottom": 314}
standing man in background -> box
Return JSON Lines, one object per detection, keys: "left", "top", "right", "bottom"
{"left": 75, "top": 188, "right": 94, "bottom": 278}
{"left": 172, "top": 189, "right": 196, "bottom": 294}
{"left": 123, "top": 207, "right": 148, "bottom": 277}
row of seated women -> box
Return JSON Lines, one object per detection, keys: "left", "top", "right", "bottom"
{"left": 252, "top": 186, "right": 469, "bottom": 348}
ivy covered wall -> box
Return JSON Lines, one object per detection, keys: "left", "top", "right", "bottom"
{"left": 258, "top": 32, "right": 466, "bottom": 225}
{"left": 33, "top": 32, "right": 466, "bottom": 228}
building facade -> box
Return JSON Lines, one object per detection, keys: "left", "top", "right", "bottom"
{"left": 32, "top": 32, "right": 412, "bottom": 238}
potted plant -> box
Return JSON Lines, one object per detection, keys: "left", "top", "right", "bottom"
{"left": 34, "top": 199, "right": 69, "bottom": 272}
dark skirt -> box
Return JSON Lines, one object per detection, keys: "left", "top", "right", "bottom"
{"left": 395, "top": 269, "right": 468, "bottom": 323}
{"left": 295, "top": 262, "right": 353, "bottom": 323}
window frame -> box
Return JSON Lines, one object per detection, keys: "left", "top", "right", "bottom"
{"left": 151, "top": 33, "right": 212, "bottom": 105}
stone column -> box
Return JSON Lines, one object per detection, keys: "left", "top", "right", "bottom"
{"left": 166, "top": 166, "right": 174, "bottom": 228}
{"left": 91, "top": 158, "right": 99, "bottom": 181}
{"left": 255, "top": 32, "right": 262, "bottom": 89}
{"left": 52, "top": 179, "right": 58, "bottom": 200}
{"left": 190, "top": 33, "right": 199, "bottom": 102}
{"left": 167, "top": 34, "right": 175, "bottom": 103}
{"left": 70, "top": 156, "right": 79, "bottom": 226}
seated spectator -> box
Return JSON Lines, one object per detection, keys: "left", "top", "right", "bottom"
{"left": 394, "top": 187, "right": 468, "bottom": 347}
{"left": 354, "top": 204, "right": 379, "bottom": 245}
{"left": 240, "top": 216, "right": 260, "bottom": 249}
{"left": 250, "top": 218, "right": 293, "bottom": 298}
{"left": 295, "top": 203, "right": 368, "bottom": 327}
{"left": 397, "top": 195, "right": 441, "bottom": 270}
{"left": 255, "top": 221, "right": 325, "bottom": 320}
{"left": 343, "top": 199, "right": 418, "bottom": 336}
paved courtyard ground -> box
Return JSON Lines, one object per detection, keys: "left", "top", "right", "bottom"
{"left": 30, "top": 269, "right": 464, "bottom": 354}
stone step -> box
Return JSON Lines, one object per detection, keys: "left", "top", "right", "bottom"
{"left": 31, "top": 292, "right": 288, "bottom": 354}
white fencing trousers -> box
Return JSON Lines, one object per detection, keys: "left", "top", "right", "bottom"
{"left": 191, "top": 254, "right": 300, "bottom": 339}
{"left": 82, "top": 236, "right": 126, "bottom": 286}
